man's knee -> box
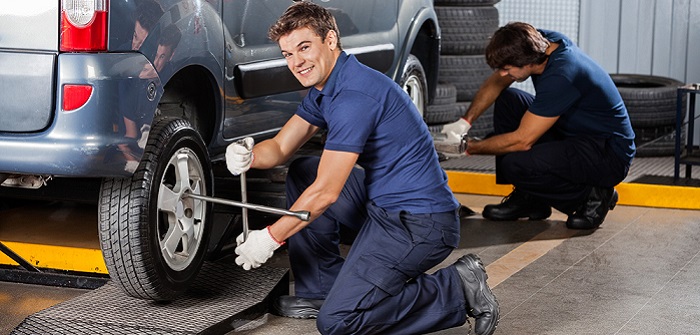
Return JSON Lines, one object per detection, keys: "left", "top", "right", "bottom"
{"left": 493, "top": 88, "right": 534, "bottom": 134}
{"left": 316, "top": 312, "right": 351, "bottom": 335}
{"left": 286, "top": 157, "right": 319, "bottom": 186}
{"left": 499, "top": 153, "right": 526, "bottom": 181}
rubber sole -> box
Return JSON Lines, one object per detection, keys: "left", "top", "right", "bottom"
{"left": 459, "top": 254, "right": 500, "bottom": 335}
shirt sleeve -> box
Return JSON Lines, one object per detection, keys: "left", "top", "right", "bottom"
{"left": 530, "top": 74, "right": 581, "bottom": 117}
{"left": 323, "top": 90, "right": 381, "bottom": 153}
{"left": 296, "top": 93, "right": 327, "bottom": 129}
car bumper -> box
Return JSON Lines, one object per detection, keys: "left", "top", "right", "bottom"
{"left": 0, "top": 53, "right": 163, "bottom": 177}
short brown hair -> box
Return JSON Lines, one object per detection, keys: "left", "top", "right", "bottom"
{"left": 485, "top": 22, "right": 549, "bottom": 69}
{"left": 268, "top": 1, "right": 342, "bottom": 50}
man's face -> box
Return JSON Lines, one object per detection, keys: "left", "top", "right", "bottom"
{"left": 132, "top": 21, "right": 148, "bottom": 50}
{"left": 278, "top": 27, "right": 338, "bottom": 91}
{"left": 154, "top": 44, "right": 175, "bottom": 72}
{"left": 498, "top": 65, "right": 533, "bottom": 82}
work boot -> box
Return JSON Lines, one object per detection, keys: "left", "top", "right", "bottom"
{"left": 566, "top": 187, "right": 618, "bottom": 230}
{"left": 482, "top": 189, "right": 551, "bottom": 221}
{"left": 453, "top": 254, "right": 499, "bottom": 335}
{"left": 272, "top": 295, "right": 324, "bottom": 319}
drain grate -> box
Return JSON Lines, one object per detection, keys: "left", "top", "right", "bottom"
{"left": 12, "top": 262, "right": 288, "bottom": 335}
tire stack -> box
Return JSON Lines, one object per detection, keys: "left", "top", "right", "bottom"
{"left": 610, "top": 74, "right": 686, "bottom": 157}
{"left": 427, "top": 0, "right": 500, "bottom": 139}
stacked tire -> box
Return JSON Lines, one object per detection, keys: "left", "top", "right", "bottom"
{"left": 427, "top": 0, "right": 500, "bottom": 139}
{"left": 610, "top": 74, "right": 686, "bottom": 157}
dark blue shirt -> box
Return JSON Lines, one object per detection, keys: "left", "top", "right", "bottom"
{"left": 296, "top": 52, "right": 459, "bottom": 213}
{"left": 530, "top": 30, "right": 636, "bottom": 164}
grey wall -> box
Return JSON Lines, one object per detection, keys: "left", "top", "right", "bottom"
{"left": 579, "top": 0, "right": 700, "bottom": 83}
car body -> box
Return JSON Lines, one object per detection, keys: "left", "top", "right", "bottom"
{"left": 0, "top": 0, "right": 440, "bottom": 300}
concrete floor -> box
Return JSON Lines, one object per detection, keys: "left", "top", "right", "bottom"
{"left": 4, "top": 192, "right": 700, "bottom": 334}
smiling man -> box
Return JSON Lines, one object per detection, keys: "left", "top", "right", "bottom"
{"left": 223, "top": 2, "right": 499, "bottom": 335}
{"left": 442, "top": 22, "right": 636, "bottom": 230}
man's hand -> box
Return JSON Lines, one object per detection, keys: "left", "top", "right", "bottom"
{"left": 441, "top": 118, "right": 472, "bottom": 142}
{"left": 226, "top": 137, "right": 254, "bottom": 175}
{"left": 234, "top": 227, "right": 283, "bottom": 270}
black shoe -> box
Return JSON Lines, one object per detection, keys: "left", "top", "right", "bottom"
{"left": 566, "top": 187, "right": 618, "bottom": 230}
{"left": 272, "top": 295, "right": 324, "bottom": 319}
{"left": 453, "top": 254, "right": 499, "bottom": 335}
{"left": 482, "top": 189, "right": 551, "bottom": 221}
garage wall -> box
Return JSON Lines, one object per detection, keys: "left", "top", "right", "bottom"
{"left": 579, "top": 0, "right": 700, "bottom": 84}
{"left": 497, "top": 0, "right": 700, "bottom": 142}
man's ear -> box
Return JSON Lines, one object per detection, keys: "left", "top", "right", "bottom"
{"left": 326, "top": 30, "right": 338, "bottom": 50}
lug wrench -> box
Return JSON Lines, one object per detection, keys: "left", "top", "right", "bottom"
{"left": 188, "top": 139, "right": 309, "bottom": 242}
{"left": 241, "top": 171, "right": 249, "bottom": 241}
{"left": 185, "top": 193, "right": 311, "bottom": 225}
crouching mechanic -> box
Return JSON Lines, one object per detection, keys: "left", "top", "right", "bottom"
{"left": 224, "top": 2, "right": 499, "bottom": 335}
{"left": 442, "top": 22, "right": 635, "bottom": 230}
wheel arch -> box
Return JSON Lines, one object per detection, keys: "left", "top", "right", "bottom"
{"left": 159, "top": 65, "right": 220, "bottom": 146}
{"left": 396, "top": 6, "right": 441, "bottom": 103}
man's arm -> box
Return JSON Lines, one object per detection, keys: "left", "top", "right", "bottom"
{"left": 251, "top": 115, "right": 319, "bottom": 169}
{"left": 268, "top": 149, "right": 359, "bottom": 242}
{"left": 464, "top": 71, "right": 514, "bottom": 124}
{"left": 441, "top": 71, "right": 514, "bottom": 141}
{"left": 467, "top": 111, "right": 559, "bottom": 155}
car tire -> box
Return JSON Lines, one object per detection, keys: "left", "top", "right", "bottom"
{"left": 610, "top": 74, "right": 687, "bottom": 157}
{"left": 99, "top": 116, "right": 213, "bottom": 301}
{"left": 400, "top": 54, "right": 429, "bottom": 117}
{"left": 425, "top": 82, "right": 461, "bottom": 125}
{"left": 439, "top": 54, "right": 493, "bottom": 101}
{"left": 435, "top": 6, "right": 499, "bottom": 55}
{"left": 610, "top": 74, "right": 685, "bottom": 128}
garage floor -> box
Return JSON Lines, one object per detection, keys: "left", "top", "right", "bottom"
{"left": 3, "top": 155, "right": 700, "bottom": 334}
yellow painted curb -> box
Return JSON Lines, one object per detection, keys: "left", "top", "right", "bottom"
{"left": 446, "top": 171, "right": 700, "bottom": 210}
{"left": 0, "top": 241, "right": 108, "bottom": 274}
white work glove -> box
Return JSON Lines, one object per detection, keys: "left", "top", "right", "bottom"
{"left": 441, "top": 118, "right": 472, "bottom": 142}
{"left": 234, "top": 227, "right": 283, "bottom": 270}
{"left": 226, "top": 137, "right": 254, "bottom": 176}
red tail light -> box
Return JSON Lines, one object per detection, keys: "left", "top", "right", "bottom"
{"left": 63, "top": 84, "right": 94, "bottom": 111}
{"left": 60, "top": 0, "right": 109, "bottom": 51}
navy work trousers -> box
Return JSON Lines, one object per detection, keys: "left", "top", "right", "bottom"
{"left": 285, "top": 157, "right": 466, "bottom": 335}
{"left": 492, "top": 88, "right": 630, "bottom": 213}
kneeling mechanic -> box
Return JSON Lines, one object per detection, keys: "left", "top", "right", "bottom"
{"left": 225, "top": 2, "right": 499, "bottom": 335}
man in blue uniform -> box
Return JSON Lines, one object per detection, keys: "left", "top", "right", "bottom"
{"left": 225, "top": 2, "right": 499, "bottom": 335}
{"left": 443, "top": 22, "right": 635, "bottom": 230}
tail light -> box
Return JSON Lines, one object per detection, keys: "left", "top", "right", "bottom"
{"left": 63, "top": 84, "right": 93, "bottom": 111}
{"left": 60, "top": 0, "right": 109, "bottom": 51}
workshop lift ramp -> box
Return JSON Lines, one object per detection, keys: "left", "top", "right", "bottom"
{"left": 12, "top": 262, "right": 289, "bottom": 334}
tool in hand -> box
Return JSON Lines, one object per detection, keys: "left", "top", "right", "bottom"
{"left": 185, "top": 193, "right": 311, "bottom": 222}
{"left": 434, "top": 133, "right": 471, "bottom": 155}
{"left": 187, "top": 138, "right": 310, "bottom": 242}
{"left": 241, "top": 170, "right": 249, "bottom": 242}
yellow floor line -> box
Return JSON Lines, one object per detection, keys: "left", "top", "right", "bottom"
{"left": 0, "top": 241, "right": 107, "bottom": 274}
{"left": 485, "top": 224, "right": 577, "bottom": 287}
{"left": 446, "top": 171, "right": 700, "bottom": 210}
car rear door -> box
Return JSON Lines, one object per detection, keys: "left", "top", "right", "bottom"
{"left": 0, "top": 1, "right": 59, "bottom": 133}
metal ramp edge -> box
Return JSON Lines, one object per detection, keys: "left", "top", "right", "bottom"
{"left": 12, "top": 262, "right": 289, "bottom": 335}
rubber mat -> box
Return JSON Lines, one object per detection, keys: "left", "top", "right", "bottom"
{"left": 12, "top": 262, "right": 288, "bottom": 335}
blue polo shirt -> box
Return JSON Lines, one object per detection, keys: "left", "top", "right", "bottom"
{"left": 530, "top": 30, "right": 636, "bottom": 164}
{"left": 296, "top": 52, "right": 458, "bottom": 214}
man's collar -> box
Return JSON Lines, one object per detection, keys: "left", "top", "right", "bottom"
{"left": 318, "top": 51, "right": 349, "bottom": 97}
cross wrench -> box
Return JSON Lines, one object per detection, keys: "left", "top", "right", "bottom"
{"left": 186, "top": 193, "right": 310, "bottom": 220}
{"left": 240, "top": 170, "right": 249, "bottom": 242}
